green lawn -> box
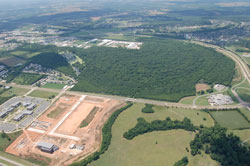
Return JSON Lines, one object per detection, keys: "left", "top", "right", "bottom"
{"left": 41, "top": 83, "right": 66, "bottom": 90}
{"left": 0, "top": 131, "right": 22, "bottom": 151}
{"left": 179, "top": 96, "right": 196, "bottom": 105}
{"left": 12, "top": 73, "right": 44, "bottom": 85}
{"left": 28, "top": 90, "right": 58, "bottom": 99}
{"left": 236, "top": 88, "right": 250, "bottom": 102}
{"left": 195, "top": 96, "right": 210, "bottom": 106}
{"left": 90, "top": 103, "right": 218, "bottom": 166}
{"left": 210, "top": 111, "right": 250, "bottom": 129}
{"left": 0, "top": 87, "right": 29, "bottom": 97}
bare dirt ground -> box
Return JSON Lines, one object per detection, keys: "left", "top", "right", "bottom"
{"left": 196, "top": 83, "right": 210, "bottom": 92}
{"left": 6, "top": 94, "right": 125, "bottom": 166}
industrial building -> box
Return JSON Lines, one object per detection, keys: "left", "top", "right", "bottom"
{"left": 27, "top": 103, "right": 37, "bottom": 110}
{"left": 12, "top": 102, "right": 21, "bottom": 108}
{"left": 36, "top": 142, "right": 59, "bottom": 153}
{"left": 0, "top": 110, "right": 9, "bottom": 118}
{"left": 13, "top": 113, "right": 25, "bottom": 121}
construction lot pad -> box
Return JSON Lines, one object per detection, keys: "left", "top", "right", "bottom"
{"left": 6, "top": 94, "right": 125, "bottom": 166}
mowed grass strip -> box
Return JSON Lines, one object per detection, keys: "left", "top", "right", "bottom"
{"left": 47, "top": 106, "right": 64, "bottom": 119}
{"left": 41, "top": 83, "right": 66, "bottom": 90}
{"left": 210, "top": 111, "right": 250, "bottom": 129}
{"left": 28, "top": 90, "right": 58, "bottom": 99}
{"left": 80, "top": 107, "right": 99, "bottom": 128}
{"left": 90, "top": 103, "right": 218, "bottom": 166}
{"left": 0, "top": 151, "right": 36, "bottom": 166}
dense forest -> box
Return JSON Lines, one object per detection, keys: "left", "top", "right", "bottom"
{"left": 72, "top": 39, "right": 235, "bottom": 101}
{"left": 190, "top": 125, "right": 250, "bottom": 166}
{"left": 31, "top": 52, "right": 75, "bottom": 77}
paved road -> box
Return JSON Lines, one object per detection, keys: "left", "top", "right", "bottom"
{"left": 192, "top": 41, "right": 250, "bottom": 107}
{"left": 0, "top": 156, "right": 26, "bottom": 166}
{"left": 1, "top": 83, "right": 242, "bottom": 110}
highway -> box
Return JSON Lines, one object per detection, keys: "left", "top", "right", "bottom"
{"left": 1, "top": 82, "right": 242, "bottom": 110}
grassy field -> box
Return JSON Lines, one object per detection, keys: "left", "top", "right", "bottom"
{"left": 210, "top": 111, "right": 250, "bottom": 129}
{"left": 195, "top": 96, "right": 210, "bottom": 106}
{"left": 28, "top": 90, "right": 58, "bottom": 99}
{"left": 230, "top": 129, "right": 250, "bottom": 145}
{"left": 47, "top": 106, "right": 64, "bottom": 119}
{"left": 12, "top": 73, "right": 44, "bottom": 85}
{"left": 90, "top": 103, "right": 218, "bottom": 166}
{"left": 41, "top": 83, "right": 66, "bottom": 90}
{"left": 236, "top": 88, "right": 250, "bottom": 102}
{"left": 0, "top": 158, "right": 16, "bottom": 166}
{"left": 0, "top": 87, "right": 29, "bottom": 97}
{"left": 179, "top": 96, "right": 196, "bottom": 105}
{"left": 239, "top": 108, "right": 250, "bottom": 120}
{"left": 0, "top": 151, "right": 36, "bottom": 166}
{"left": 0, "top": 131, "right": 22, "bottom": 151}
{"left": 80, "top": 107, "right": 99, "bottom": 127}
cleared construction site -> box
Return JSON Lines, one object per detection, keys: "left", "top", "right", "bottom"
{"left": 6, "top": 94, "right": 125, "bottom": 165}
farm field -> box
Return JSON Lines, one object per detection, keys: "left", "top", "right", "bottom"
{"left": 11, "top": 51, "right": 40, "bottom": 59}
{"left": 41, "top": 83, "right": 66, "bottom": 90}
{"left": 210, "top": 111, "right": 250, "bottom": 129}
{"left": 28, "top": 90, "right": 58, "bottom": 99}
{"left": 0, "top": 56, "right": 26, "bottom": 67}
{"left": 239, "top": 108, "right": 250, "bottom": 120}
{"left": 12, "top": 73, "right": 44, "bottom": 85}
{"left": 90, "top": 103, "right": 218, "bottom": 166}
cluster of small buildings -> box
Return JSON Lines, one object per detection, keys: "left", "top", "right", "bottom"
{"left": 0, "top": 65, "right": 9, "bottom": 79}
{"left": 60, "top": 52, "right": 77, "bottom": 63}
{"left": 207, "top": 94, "right": 234, "bottom": 106}
{"left": 69, "top": 144, "right": 85, "bottom": 151}
{"left": 0, "top": 101, "right": 37, "bottom": 122}
{"left": 23, "top": 63, "right": 55, "bottom": 75}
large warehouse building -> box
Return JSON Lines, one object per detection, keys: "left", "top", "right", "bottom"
{"left": 36, "top": 142, "right": 59, "bottom": 154}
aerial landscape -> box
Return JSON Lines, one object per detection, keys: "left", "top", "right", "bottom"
{"left": 0, "top": 0, "right": 249, "bottom": 166}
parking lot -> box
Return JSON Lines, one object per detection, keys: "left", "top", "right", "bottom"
{"left": 0, "top": 96, "right": 50, "bottom": 132}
